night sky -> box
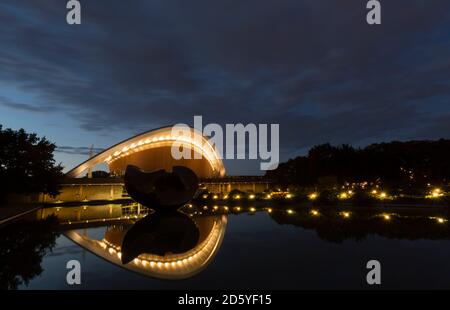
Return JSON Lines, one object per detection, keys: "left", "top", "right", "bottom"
{"left": 1, "top": 1, "right": 449, "bottom": 175}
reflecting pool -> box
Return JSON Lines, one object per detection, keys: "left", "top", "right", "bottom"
{"left": 1, "top": 203, "right": 450, "bottom": 289}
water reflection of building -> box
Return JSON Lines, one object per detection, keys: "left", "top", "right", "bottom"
{"left": 28, "top": 203, "right": 450, "bottom": 281}
{"left": 41, "top": 203, "right": 227, "bottom": 279}
{"left": 64, "top": 214, "right": 227, "bottom": 280}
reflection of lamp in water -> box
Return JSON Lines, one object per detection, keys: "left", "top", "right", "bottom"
{"left": 64, "top": 213, "right": 227, "bottom": 280}
{"left": 431, "top": 188, "right": 443, "bottom": 198}
{"left": 311, "top": 210, "right": 319, "bottom": 216}
{"left": 308, "top": 193, "right": 318, "bottom": 200}
{"left": 341, "top": 211, "right": 350, "bottom": 218}
{"left": 339, "top": 192, "right": 348, "bottom": 199}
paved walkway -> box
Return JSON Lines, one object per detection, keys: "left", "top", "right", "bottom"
{"left": 0, "top": 204, "right": 42, "bottom": 225}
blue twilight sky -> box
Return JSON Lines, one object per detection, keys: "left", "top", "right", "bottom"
{"left": 1, "top": 0, "right": 450, "bottom": 175}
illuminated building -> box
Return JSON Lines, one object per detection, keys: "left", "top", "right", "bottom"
{"left": 66, "top": 126, "right": 225, "bottom": 178}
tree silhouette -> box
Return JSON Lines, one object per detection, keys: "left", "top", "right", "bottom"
{"left": 0, "top": 125, "right": 63, "bottom": 202}
{"left": 267, "top": 139, "right": 450, "bottom": 187}
{"left": 0, "top": 216, "right": 59, "bottom": 289}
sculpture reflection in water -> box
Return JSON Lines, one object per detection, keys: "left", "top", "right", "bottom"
{"left": 65, "top": 165, "right": 228, "bottom": 280}
{"left": 65, "top": 213, "right": 227, "bottom": 279}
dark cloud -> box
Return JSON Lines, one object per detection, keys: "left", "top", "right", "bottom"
{"left": 0, "top": 96, "right": 56, "bottom": 113}
{"left": 1, "top": 0, "right": 450, "bottom": 166}
{"left": 413, "top": 113, "right": 450, "bottom": 140}
{"left": 56, "top": 146, "right": 104, "bottom": 156}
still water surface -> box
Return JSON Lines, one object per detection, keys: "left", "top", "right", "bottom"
{"left": 1, "top": 203, "right": 450, "bottom": 289}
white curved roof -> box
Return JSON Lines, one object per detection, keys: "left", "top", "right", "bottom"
{"left": 66, "top": 125, "right": 225, "bottom": 178}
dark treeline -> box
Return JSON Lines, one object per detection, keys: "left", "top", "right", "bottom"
{"left": 266, "top": 140, "right": 450, "bottom": 187}
{"left": 0, "top": 216, "right": 59, "bottom": 289}
{"left": 0, "top": 125, "right": 63, "bottom": 202}
{"left": 269, "top": 209, "right": 450, "bottom": 243}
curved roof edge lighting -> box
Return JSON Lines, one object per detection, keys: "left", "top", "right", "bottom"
{"left": 64, "top": 215, "right": 227, "bottom": 280}
{"left": 66, "top": 125, "right": 225, "bottom": 178}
